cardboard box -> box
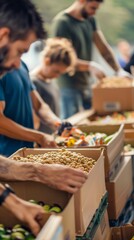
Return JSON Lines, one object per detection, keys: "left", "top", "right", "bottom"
{"left": 67, "top": 109, "right": 134, "bottom": 129}
{"left": 125, "top": 130, "right": 134, "bottom": 142}
{"left": 106, "top": 156, "right": 133, "bottom": 220}
{"left": 66, "top": 109, "right": 94, "bottom": 126}
{"left": 111, "top": 225, "right": 134, "bottom": 240}
{"left": 0, "top": 180, "right": 75, "bottom": 240}
{"left": 9, "top": 147, "right": 106, "bottom": 236}
{"left": 77, "top": 124, "right": 124, "bottom": 179}
{"left": 93, "top": 210, "right": 111, "bottom": 240}
{"left": 92, "top": 83, "right": 134, "bottom": 114}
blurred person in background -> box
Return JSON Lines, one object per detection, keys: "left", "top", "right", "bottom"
{"left": 117, "top": 39, "right": 131, "bottom": 68}
{"left": 124, "top": 52, "right": 134, "bottom": 74}
{"left": 30, "top": 37, "right": 77, "bottom": 134}
{"left": 0, "top": 0, "right": 87, "bottom": 205}
{"left": 51, "top": 0, "right": 131, "bottom": 119}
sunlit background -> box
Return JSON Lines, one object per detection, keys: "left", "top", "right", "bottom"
{"left": 22, "top": 0, "right": 134, "bottom": 73}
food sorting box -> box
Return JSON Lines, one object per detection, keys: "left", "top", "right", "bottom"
{"left": 92, "top": 82, "right": 134, "bottom": 114}
{"left": 76, "top": 124, "right": 124, "bottom": 180}
{"left": 67, "top": 109, "right": 134, "bottom": 130}
{"left": 106, "top": 156, "right": 133, "bottom": 220}
{"left": 7, "top": 147, "right": 106, "bottom": 236}
{"left": 0, "top": 169, "right": 75, "bottom": 240}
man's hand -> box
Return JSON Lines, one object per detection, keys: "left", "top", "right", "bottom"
{"left": 3, "top": 194, "right": 45, "bottom": 236}
{"left": 56, "top": 121, "right": 73, "bottom": 136}
{"left": 35, "top": 164, "right": 88, "bottom": 193}
{"left": 37, "top": 133, "right": 57, "bottom": 148}
{"left": 89, "top": 61, "right": 106, "bottom": 80}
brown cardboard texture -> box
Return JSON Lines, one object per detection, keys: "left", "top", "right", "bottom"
{"left": 92, "top": 83, "right": 134, "bottom": 114}
{"left": 125, "top": 129, "right": 134, "bottom": 142}
{"left": 93, "top": 210, "right": 111, "bottom": 240}
{"left": 9, "top": 147, "right": 106, "bottom": 236}
{"left": 0, "top": 165, "right": 75, "bottom": 240}
{"left": 67, "top": 108, "right": 134, "bottom": 129}
{"left": 72, "top": 148, "right": 106, "bottom": 235}
{"left": 111, "top": 225, "right": 134, "bottom": 240}
{"left": 77, "top": 124, "right": 124, "bottom": 179}
{"left": 106, "top": 156, "right": 133, "bottom": 219}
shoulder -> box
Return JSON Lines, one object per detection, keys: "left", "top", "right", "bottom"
{"left": 88, "top": 17, "right": 97, "bottom": 30}
{"left": 51, "top": 12, "right": 73, "bottom": 37}
{"left": 52, "top": 12, "right": 71, "bottom": 29}
{"left": 20, "top": 60, "right": 29, "bottom": 73}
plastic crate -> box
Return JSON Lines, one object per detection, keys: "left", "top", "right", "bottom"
{"left": 76, "top": 192, "right": 108, "bottom": 240}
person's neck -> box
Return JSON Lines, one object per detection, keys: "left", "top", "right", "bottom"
{"left": 30, "top": 67, "right": 47, "bottom": 81}
{"left": 65, "top": 2, "right": 84, "bottom": 20}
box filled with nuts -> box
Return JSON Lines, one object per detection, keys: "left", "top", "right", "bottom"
{"left": 8, "top": 147, "right": 106, "bottom": 236}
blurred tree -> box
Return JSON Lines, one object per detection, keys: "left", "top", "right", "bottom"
{"left": 113, "top": 0, "right": 134, "bottom": 44}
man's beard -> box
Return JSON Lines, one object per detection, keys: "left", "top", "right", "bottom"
{"left": 81, "top": 8, "right": 89, "bottom": 19}
{"left": 0, "top": 46, "right": 14, "bottom": 77}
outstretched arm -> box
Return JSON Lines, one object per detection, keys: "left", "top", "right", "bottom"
{"left": 0, "top": 156, "right": 87, "bottom": 193}
{"left": 93, "top": 30, "right": 120, "bottom": 71}
{"left": 0, "top": 101, "right": 56, "bottom": 148}
{"left": 0, "top": 183, "right": 45, "bottom": 236}
{"left": 31, "top": 90, "right": 61, "bottom": 130}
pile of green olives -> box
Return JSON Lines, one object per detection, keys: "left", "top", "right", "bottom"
{"left": 0, "top": 202, "right": 62, "bottom": 239}
{"left": 0, "top": 224, "right": 35, "bottom": 240}
{"left": 30, "top": 200, "right": 62, "bottom": 213}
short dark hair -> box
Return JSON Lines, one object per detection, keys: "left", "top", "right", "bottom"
{"left": 0, "top": 0, "right": 47, "bottom": 41}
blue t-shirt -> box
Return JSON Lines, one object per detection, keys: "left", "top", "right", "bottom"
{"left": 0, "top": 62, "right": 35, "bottom": 156}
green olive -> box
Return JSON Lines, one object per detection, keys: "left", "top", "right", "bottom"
{"left": 43, "top": 204, "right": 51, "bottom": 212}
{"left": 0, "top": 234, "right": 10, "bottom": 240}
{"left": 49, "top": 206, "right": 62, "bottom": 213}
{"left": 11, "top": 232, "right": 25, "bottom": 240}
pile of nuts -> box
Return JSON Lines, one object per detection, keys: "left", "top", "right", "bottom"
{"left": 12, "top": 149, "right": 96, "bottom": 173}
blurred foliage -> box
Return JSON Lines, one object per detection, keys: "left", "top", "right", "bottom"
{"left": 32, "top": 0, "right": 134, "bottom": 45}
{"left": 113, "top": 0, "right": 134, "bottom": 44}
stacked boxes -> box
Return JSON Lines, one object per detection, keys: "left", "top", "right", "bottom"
{"left": 109, "top": 192, "right": 134, "bottom": 227}
{"left": 106, "top": 156, "right": 133, "bottom": 220}
{"left": 1, "top": 147, "right": 106, "bottom": 238}
{"left": 76, "top": 193, "right": 111, "bottom": 240}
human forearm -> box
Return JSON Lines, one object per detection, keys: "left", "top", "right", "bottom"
{"left": 76, "top": 59, "right": 90, "bottom": 72}
{"left": 31, "top": 90, "right": 61, "bottom": 130}
{"left": 0, "top": 183, "right": 44, "bottom": 236}
{"left": 100, "top": 46, "right": 120, "bottom": 71}
{"left": 38, "top": 103, "right": 61, "bottom": 130}
{"left": 94, "top": 30, "right": 120, "bottom": 72}
{"left": 0, "top": 156, "right": 36, "bottom": 181}
{"left": 0, "top": 114, "right": 45, "bottom": 145}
